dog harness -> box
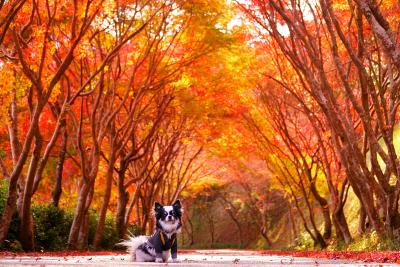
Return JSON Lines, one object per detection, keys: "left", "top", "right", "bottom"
{"left": 159, "top": 231, "right": 176, "bottom": 248}
{"left": 145, "top": 229, "right": 178, "bottom": 260}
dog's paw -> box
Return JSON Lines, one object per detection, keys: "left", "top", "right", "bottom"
{"left": 155, "top": 258, "right": 163, "bottom": 263}
{"left": 172, "top": 258, "right": 181, "bottom": 263}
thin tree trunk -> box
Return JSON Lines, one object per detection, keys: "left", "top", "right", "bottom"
{"left": 8, "top": 90, "right": 25, "bottom": 213}
{"left": 116, "top": 168, "right": 129, "bottom": 239}
{"left": 93, "top": 146, "right": 115, "bottom": 249}
{"left": 228, "top": 209, "right": 243, "bottom": 246}
{"left": 358, "top": 204, "right": 368, "bottom": 234}
{"left": 333, "top": 216, "right": 344, "bottom": 242}
{"left": 124, "top": 184, "right": 142, "bottom": 231}
{"left": 187, "top": 216, "right": 194, "bottom": 245}
{"left": 288, "top": 202, "right": 298, "bottom": 245}
{"left": 77, "top": 180, "right": 95, "bottom": 249}
{"left": 68, "top": 182, "right": 90, "bottom": 248}
{"left": 310, "top": 182, "right": 332, "bottom": 239}
{"left": 334, "top": 206, "right": 352, "bottom": 244}
{"left": 19, "top": 130, "right": 42, "bottom": 251}
{"left": 51, "top": 124, "right": 67, "bottom": 207}
{"left": 260, "top": 226, "right": 272, "bottom": 247}
{"left": 77, "top": 212, "right": 89, "bottom": 250}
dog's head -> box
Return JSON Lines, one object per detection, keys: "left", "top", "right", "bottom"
{"left": 154, "top": 200, "right": 183, "bottom": 233}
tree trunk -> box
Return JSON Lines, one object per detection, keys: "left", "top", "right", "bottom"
{"left": 260, "top": 226, "right": 272, "bottom": 247}
{"left": 68, "top": 182, "right": 90, "bottom": 248}
{"left": 288, "top": 202, "right": 298, "bottom": 245}
{"left": 124, "top": 185, "right": 142, "bottom": 231}
{"left": 93, "top": 148, "right": 115, "bottom": 249}
{"left": 141, "top": 201, "right": 150, "bottom": 234}
{"left": 77, "top": 212, "right": 90, "bottom": 250}
{"left": 333, "top": 205, "right": 352, "bottom": 244}
{"left": 116, "top": 169, "right": 129, "bottom": 239}
{"left": 384, "top": 191, "right": 400, "bottom": 235}
{"left": 51, "top": 123, "right": 67, "bottom": 207}
{"left": 310, "top": 182, "right": 332, "bottom": 239}
{"left": 8, "top": 89, "right": 24, "bottom": 213}
{"left": 78, "top": 181, "right": 95, "bottom": 249}
{"left": 358, "top": 204, "right": 368, "bottom": 234}
{"left": 0, "top": 94, "right": 38, "bottom": 244}
{"left": 356, "top": 0, "right": 400, "bottom": 69}
{"left": 333, "top": 215, "right": 344, "bottom": 242}
{"left": 187, "top": 216, "right": 194, "bottom": 246}
{"left": 19, "top": 131, "right": 42, "bottom": 251}
{"left": 357, "top": 184, "right": 384, "bottom": 236}
{"left": 205, "top": 210, "right": 215, "bottom": 246}
{"left": 298, "top": 180, "right": 327, "bottom": 248}
{"left": 321, "top": 207, "right": 332, "bottom": 240}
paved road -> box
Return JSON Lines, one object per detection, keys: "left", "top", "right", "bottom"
{"left": 0, "top": 249, "right": 397, "bottom": 266}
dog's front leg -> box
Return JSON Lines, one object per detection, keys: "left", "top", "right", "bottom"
{"left": 171, "top": 237, "right": 180, "bottom": 262}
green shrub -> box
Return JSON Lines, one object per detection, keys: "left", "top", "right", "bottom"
{"left": 126, "top": 223, "right": 140, "bottom": 237}
{"left": 0, "top": 179, "right": 8, "bottom": 215}
{"left": 86, "top": 210, "right": 120, "bottom": 250}
{"left": 0, "top": 213, "right": 22, "bottom": 252}
{"left": 32, "top": 204, "right": 73, "bottom": 251}
{"left": 0, "top": 180, "right": 22, "bottom": 252}
{"left": 347, "top": 231, "right": 400, "bottom": 251}
{"left": 0, "top": 180, "right": 135, "bottom": 252}
{"left": 293, "top": 232, "right": 314, "bottom": 250}
{"left": 33, "top": 206, "right": 122, "bottom": 251}
{"left": 98, "top": 216, "right": 119, "bottom": 249}
{"left": 87, "top": 209, "right": 97, "bottom": 248}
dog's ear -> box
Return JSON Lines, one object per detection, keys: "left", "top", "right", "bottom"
{"left": 173, "top": 199, "right": 183, "bottom": 217}
{"left": 154, "top": 202, "right": 163, "bottom": 212}
{"left": 172, "top": 199, "right": 181, "bottom": 209}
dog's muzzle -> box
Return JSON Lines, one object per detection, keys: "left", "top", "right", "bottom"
{"left": 166, "top": 215, "right": 175, "bottom": 222}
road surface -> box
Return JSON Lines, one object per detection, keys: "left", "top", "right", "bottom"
{"left": 0, "top": 249, "right": 397, "bottom": 266}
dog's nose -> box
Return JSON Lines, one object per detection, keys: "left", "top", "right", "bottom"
{"left": 167, "top": 215, "right": 173, "bottom": 221}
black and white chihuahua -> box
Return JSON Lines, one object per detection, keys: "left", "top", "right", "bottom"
{"left": 120, "top": 200, "right": 183, "bottom": 262}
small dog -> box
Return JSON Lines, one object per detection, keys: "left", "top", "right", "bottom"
{"left": 120, "top": 200, "right": 183, "bottom": 262}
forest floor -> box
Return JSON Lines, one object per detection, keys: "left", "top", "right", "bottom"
{"left": 1, "top": 249, "right": 400, "bottom": 266}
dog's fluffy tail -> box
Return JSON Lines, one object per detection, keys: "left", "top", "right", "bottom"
{"left": 118, "top": 235, "right": 148, "bottom": 261}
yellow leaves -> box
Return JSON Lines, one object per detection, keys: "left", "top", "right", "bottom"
{"left": 0, "top": 64, "right": 30, "bottom": 119}
{"left": 172, "top": 74, "right": 191, "bottom": 90}
{"left": 0, "top": 89, "right": 12, "bottom": 121}
{"left": 102, "top": 0, "right": 116, "bottom": 17}
{"left": 210, "top": 131, "right": 245, "bottom": 157}
{"left": 143, "top": 121, "right": 154, "bottom": 133}
{"left": 380, "top": 0, "right": 395, "bottom": 9}
{"left": 0, "top": 65, "right": 14, "bottom": 92}
{"left": 182, "top": 137, "right": 192, "bottom": 145}
{"left": 75, "top": 39, "right": 93, "bottom": 60}
{"left": 49, "top": 82, "right": 61, "bottom": 103}
{"left": 183, "top": 173, "right": 223, "bottom": 197}
{"left": 217, "top": 135, "right": 229, "bottom": 147}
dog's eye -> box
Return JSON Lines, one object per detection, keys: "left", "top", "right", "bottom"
{"left": 164, "top": 211, "right": 168, "bottom": 216}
